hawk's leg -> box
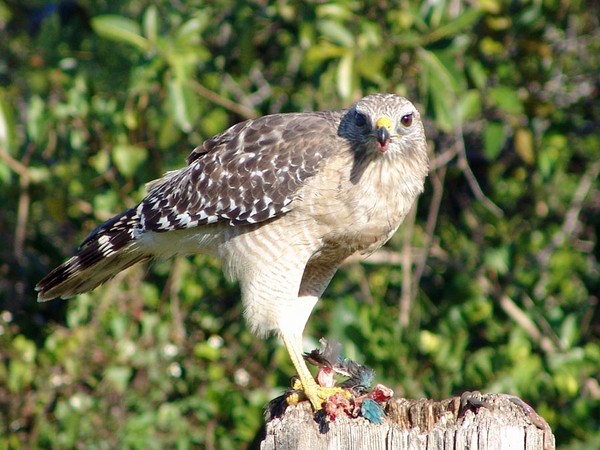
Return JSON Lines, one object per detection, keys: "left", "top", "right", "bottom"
{"left": 275, "top": 262, "right": 349, "bottom": 410}
{"left": 280, "top": 332, "right": 348, "bottom": 410}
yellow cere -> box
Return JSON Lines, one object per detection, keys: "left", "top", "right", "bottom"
{"left": 375, "top": 116, "right": 392, "bottom": 130}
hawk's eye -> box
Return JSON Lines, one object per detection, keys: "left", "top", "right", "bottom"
{"left": 354, "top": 111, "right": 367, "bottom": 127}
{"left": 400, "top": 113, "right": 413, "bottom": 127}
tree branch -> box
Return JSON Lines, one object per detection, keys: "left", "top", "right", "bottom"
{"left": 190, "top": 80, "right": 258, "bottom": 120}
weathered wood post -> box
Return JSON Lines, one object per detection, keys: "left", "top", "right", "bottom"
{"left": 261, "top": 392, "right": 555, "bottom": 450}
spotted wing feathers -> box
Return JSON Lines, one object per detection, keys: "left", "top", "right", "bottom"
{"left": 139, "top": 111, "right": 340, "bottom": 231}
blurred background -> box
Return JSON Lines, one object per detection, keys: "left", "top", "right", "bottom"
{"left": 0, "top": 1, "right": 598, "bottom": 448}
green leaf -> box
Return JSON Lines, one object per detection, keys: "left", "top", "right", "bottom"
{"left": 112, "top": 144, "right": 148, "bottom": 178}
{"left": 0, "top": 89, "right": 16, "bottom": 153}
{"left": 305, "top": 42, "right": 347, "bottom": 63}
{"left": 28, "top": 166, "right": 51, "bottom": 183}
{"left": 7, "top": 336, "right": 36, "bottom": 392}
{"left": 458, "top": 90, "right": 482, "bottom": 122}
{"left": 92, "top": 15, "right": 149, "bottom": 51}
{"left": 336, "top": 52, "right": 353, "bottom": 100}
{"left": 483, "top": 121, "right": 505, "bottom": 159}
{"left": 105, "top": 366, "right": 132, "bottom": 393}
{"left": 317, "top": 20, "right": 354, "bottom": 48}
{"left": 484, "top": 246, "right": 509, "bottom": 275}
{"left": 559, "top": 314, "right": 579, "bottom": 349}
{"left": 317, "top": 4, "right": 353, "bottom": 22}
{"left": 200, "top": 107, "right": 229, "bottom": 138}
{"left": 488, "top": 86, "right": 524, "bottom": 115}
{"left": 194, "top": 341, "right": 220, "bottom": 361}
{"left": 143, "top": 6, "right": 158, "bottom": 43}
{"left": 176, "top": 14, "right": 209, "bottom": 43}
{"left": 0, "top": 90, "right": 16, "bottom": 184}
{"left": 26, "top": 95, "right": 46, "bottom": 145}
{"left": 157, "top": 116, "right": 182, "bottom": 149}
{"left": 92, "top": 190, "right": 119, "bottom": 218}
{"left": 467, "top": 60, "right": 488, "bottom": 90}
{"left": 157, "top": 403, "right": 183, "bottom": 429}
{"left": 424, "top": 8, "right": 483, "bottom": 44}
{"left": 168, "top": 77, "right": 198, "bottom": 133}
{"left": 418, "top": 49, "right": 459, "bottom": 132}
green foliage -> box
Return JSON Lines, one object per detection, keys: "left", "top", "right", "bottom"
{"left": 1, "top": 0, "right": 598, "bottom": 448}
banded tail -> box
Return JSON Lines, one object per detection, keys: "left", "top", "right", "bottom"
{"left": 36, "top": 208, "right": 150, "bottom": 301}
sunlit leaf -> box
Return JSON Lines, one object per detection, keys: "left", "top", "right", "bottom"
{"left": 167, "top": 77, "right": 199, "bottom": 133}
{"left": 424, "top": 8, "right": 483, "bottom": 44}
{"left": 0, "top": 90, "right": 16, "bottom": 154}
{"left": 317, "top": 19, "right": 354, "bottom": 47}
{"left": 112, "top": 144, "right": 148, "bottom": 178}
{"left": 143, "top": 5, "right": 158, "bottom": 42}
{"left": 418, "top": 49, "right": 460, "bottom": 131}
{"left": 336, "top": 52, "right": 353, "bottom": 100}
{"left": 176, "top": 14, "right": 210, "bottom": 43}
{"left": 484, "top": 246, "right": 509, "bottom": 275}
{"left": 559, "top": 314, "right": 579, "bottom": 349}
{"left": 305, "top": 42, "right": 347, "bottom": 63}
{"left": 92, "top": 15, "right": 150, "bottom": 51}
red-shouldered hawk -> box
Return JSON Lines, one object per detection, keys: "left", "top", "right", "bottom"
{"left": 36, "top": 93, "right": 429, "bottom": 410}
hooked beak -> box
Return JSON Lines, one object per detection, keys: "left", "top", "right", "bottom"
{"left": 375, "top": 116, "right": 392, "bottom": 151}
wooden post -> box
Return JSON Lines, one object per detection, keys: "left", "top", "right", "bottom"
{"left": 261, "top": 392, "right": 555, "bottom": 450}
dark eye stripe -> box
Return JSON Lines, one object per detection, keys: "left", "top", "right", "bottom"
{"left": 354, "top": 111, "right": 367, "bottom": 126}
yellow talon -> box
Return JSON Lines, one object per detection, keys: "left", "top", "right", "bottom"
{"left": 285, "top": 391, "right": 304, "bottom": 406}
{"left": 286, "top": 378, "right": 351, "bottom": 409}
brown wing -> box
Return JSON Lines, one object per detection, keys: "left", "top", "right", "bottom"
{"left": 138, "top": 110, "right": 343, "bottom": 231}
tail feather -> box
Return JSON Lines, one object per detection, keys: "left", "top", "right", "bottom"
{"left": 36, "top": 208, "right": 149, "bottom": 301}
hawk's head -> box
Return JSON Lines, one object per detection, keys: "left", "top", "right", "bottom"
{"left": 339, "top": 93, "right": 425, "bottom": 157}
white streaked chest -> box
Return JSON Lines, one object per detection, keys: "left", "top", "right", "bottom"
{"left": 298, "top": 151, "right": 426, "bottom": 255}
